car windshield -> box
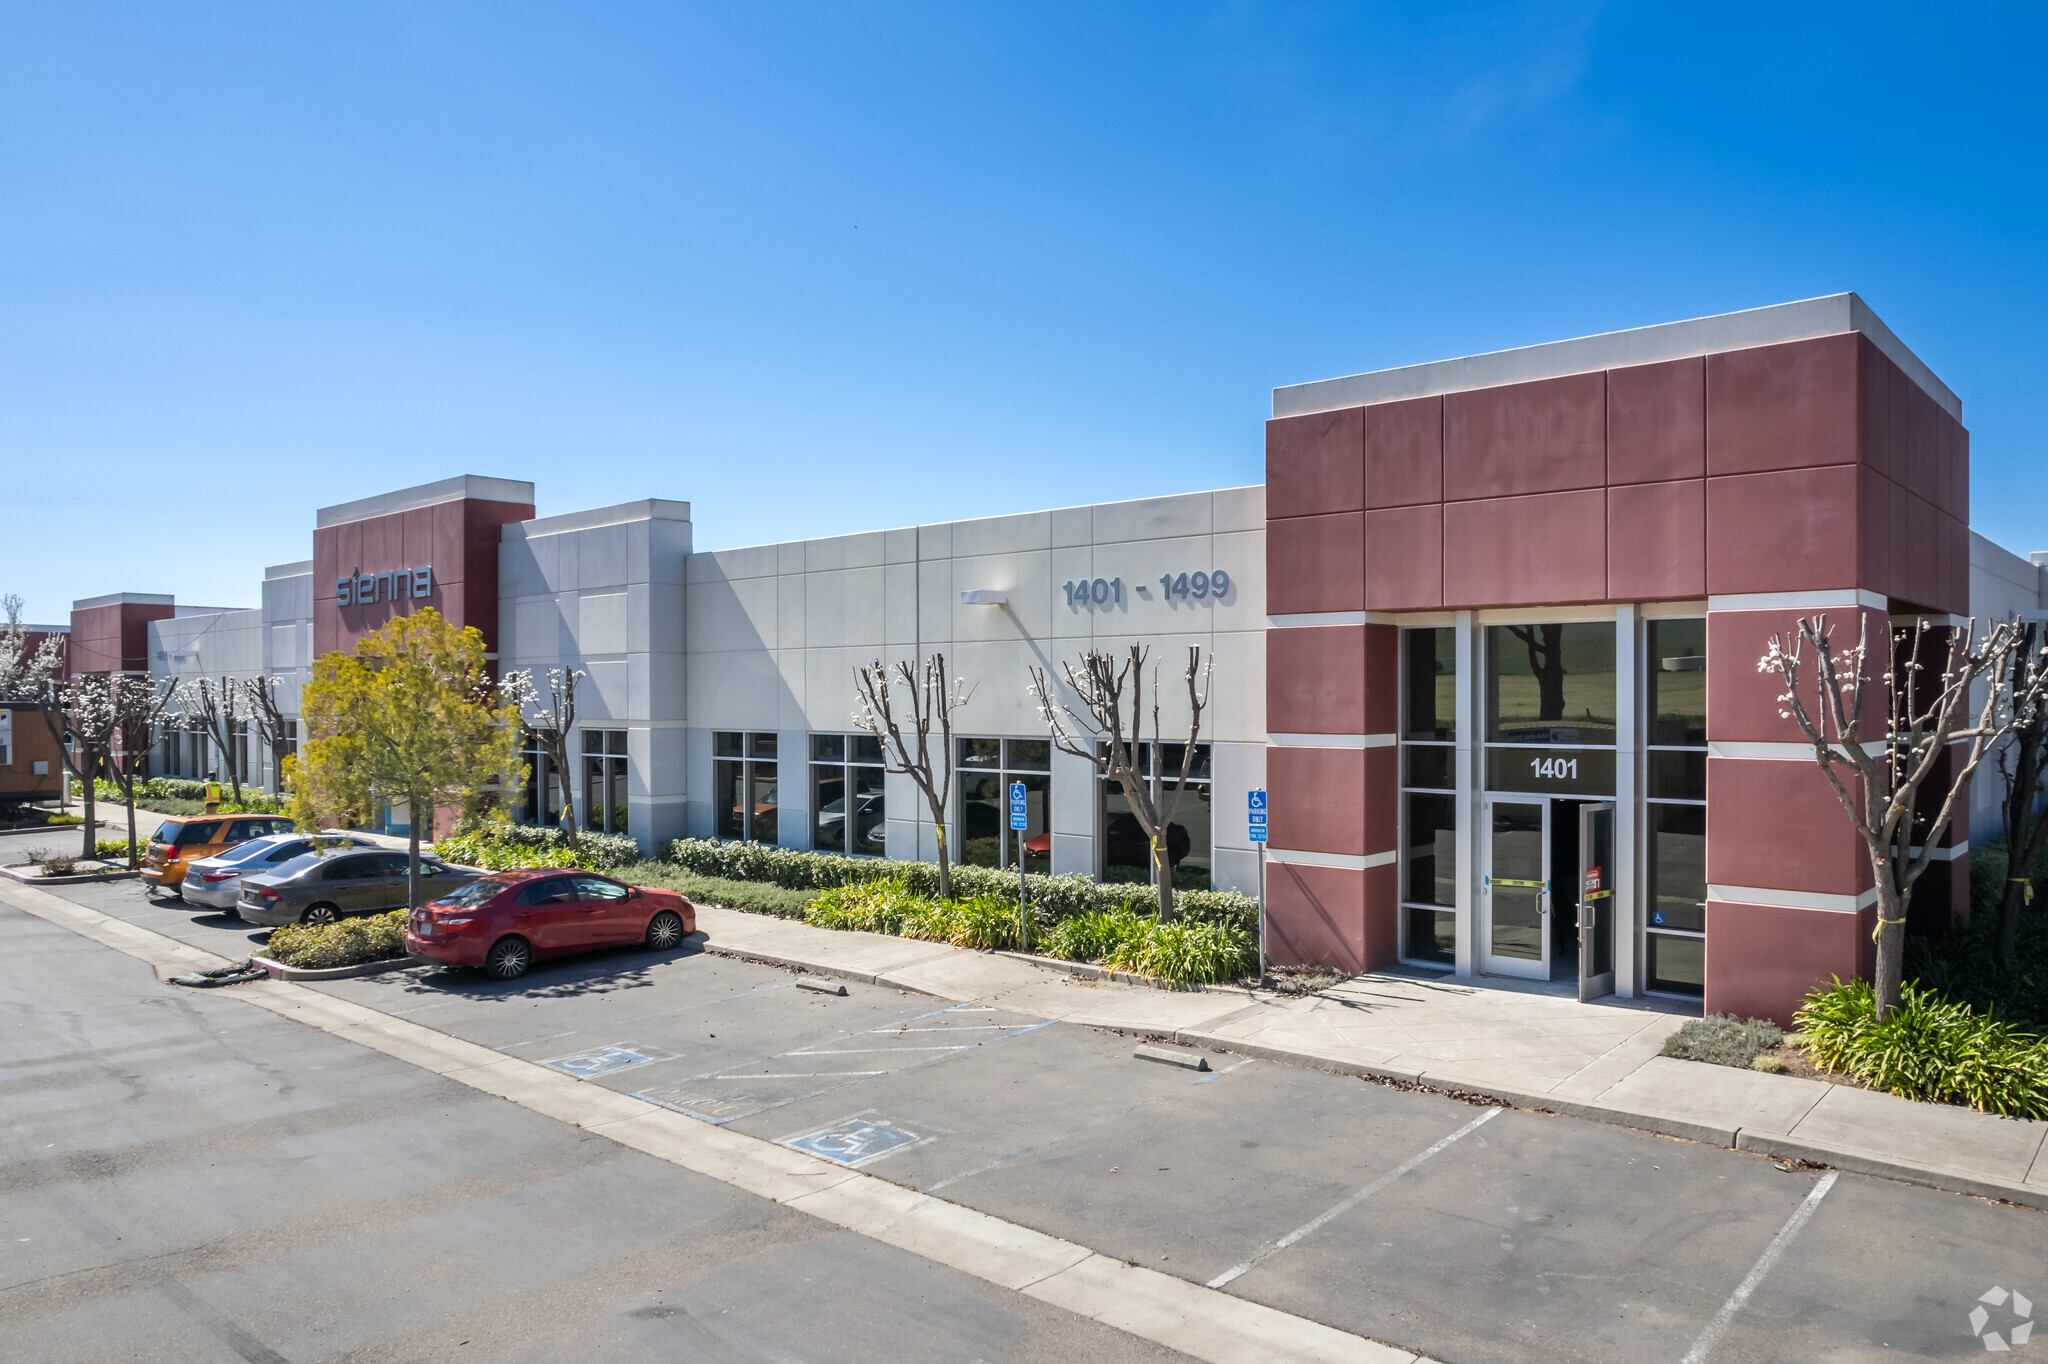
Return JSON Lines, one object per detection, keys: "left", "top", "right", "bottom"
{"left": 435, "top": 877, "right": 509, "bottom": 909}
{"left": 262, "top": 852, "right": 325, "bottom": 880}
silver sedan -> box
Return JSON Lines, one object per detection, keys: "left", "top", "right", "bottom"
{"left": 240, "top": 848, "right": 477, "bottom": 928}
{"left": 181, "top": 833, "right": 376, "bottom": 914}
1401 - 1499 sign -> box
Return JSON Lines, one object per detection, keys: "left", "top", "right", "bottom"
{"left": 1061, "top": 570, "right": 1231, "bottom": 609}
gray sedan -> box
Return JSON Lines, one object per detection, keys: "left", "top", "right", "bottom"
{"left": 181, "top": 833, "right": 376, "bottom": 914}
{"left": 239, "top": 848, "right": 477, "bottom": 927}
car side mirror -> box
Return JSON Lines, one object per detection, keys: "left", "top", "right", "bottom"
{"left": 628, "top": 886, "right": 640, "bottom": 899}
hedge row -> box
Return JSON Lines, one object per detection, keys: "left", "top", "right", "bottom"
{"left": 660, "top": 838, "right": 1258, "bottom": 932}
{"left": 263, "top": 909, "right": 408, "bottom": 970}
{"left": 87, "top": 777, "right": 290, "bottom": 815}
{"left": 435, "top": 819, "right": 641, "bottom": 872}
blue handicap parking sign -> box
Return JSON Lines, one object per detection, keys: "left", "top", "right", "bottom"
{"left": 1009, "top": 780, "right": 1028, "bottom": 830}
{"left": 1248, "top": 789, "right": 1266, "bottom": 812}
{"left": 1248, "top": 788, "right": 1268, "bottom": 842}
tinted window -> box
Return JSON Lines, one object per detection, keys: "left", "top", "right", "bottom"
{"left": 1404, "top": 627, "right": 1457, "bottom": 742}
{"left": 322, "top": 857, "right": 376, "bottom": 881}
{"left": 374, "top": 853, "right": 411, "bottom": 876}
{"left": 516, "top": 878, "right": 575, "bottom": 906}
{"left": 1486, "top": 622, "right": 1615, "bottom": 746}
{"left": 175, "top": 821, "right": 225, "bottom": 847}
{"left": 1647, "top": 618, "right": 1708, "bottom": 747}
{"left": 437, "top": 877, "right": 509, "bottom": 908}
{"left": 572, "top": 875, "right": 628, "bottom": 902}
{"left": 266, "top": 841, "right": 311, "bottom": 862}
{"left": 152, "top": 821, "right": 180, "bottom": 844}
{"left": 217, "top": 840, "right": 278, "bottom": 866}
{"left": 227, "top": 820, "right": 264, "bottom": 842}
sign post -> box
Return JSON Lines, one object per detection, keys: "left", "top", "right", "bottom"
{"left": 1248, "top": 789, "right": 1267, "bottom": 980}
{"left": 1009, "top": 781, "right": 1030, "bottom": 953}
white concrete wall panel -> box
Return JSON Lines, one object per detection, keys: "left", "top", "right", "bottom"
{"left": 578, "top": 591, "right": 629, "bottom": 657}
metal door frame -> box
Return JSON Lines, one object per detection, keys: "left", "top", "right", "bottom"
{"left": 1481, "top": 795, "right": 1550, "bottom": 980}
{"left": 1577, "top": 801, "right": 1616, "bottom": 1001}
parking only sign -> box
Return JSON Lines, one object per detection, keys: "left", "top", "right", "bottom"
{"left": 1010, "top": 781, "right": 1028, "bottom": 831}
{"left": 1248, "top": 788, "right": 1267, "bottom": 843}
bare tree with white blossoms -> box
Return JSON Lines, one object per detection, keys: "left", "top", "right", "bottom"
{"left": 1761, "top": 612, "right": 2048, "bottom": 1019}
{"left": 501, "top": 666, "right": 587, "bottom": 845}
{"left": 1030, "top": 644, "right": 1211, "bottom": 923}
{"left": 239, "top": 675, "right": 295, "bottom": 794}
{"left": 854, "top": 653, "right": 973, "bottom": 900}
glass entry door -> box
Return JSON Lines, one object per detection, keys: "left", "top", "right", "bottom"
{"left": 1484, "top": 799, "right": 1549, "bottom": 979}
{"left": 1577, "top": 802, "right": 1615, "bottom": 1001}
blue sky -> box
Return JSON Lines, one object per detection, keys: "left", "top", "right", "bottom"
{"left": 3, "top": 2, "right": 2042, "bottom": 621}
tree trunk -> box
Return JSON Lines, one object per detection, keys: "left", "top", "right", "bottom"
{"left": 1998, "top": 809, "right": 2047, "bottom": 968}
{"left": 1526, "top": 625, "right": 1566, "bottom": 722}
{"left": 124, "top": 781, "right": 139, "bottom": 869}
{"left": 80, "top": 769, "right": 96, "bottom": 859}
{"left": 1872, "top": 877, "right": 1907, "bottom": 1018}
{"left": 406, "top": 816, "right": 421, "bottom": 914}
{"left": 926, "top": 789, "right": 953, "bottom": 901}
{"left": 1153, "top": 833, "right": 1176, "bottom": 923}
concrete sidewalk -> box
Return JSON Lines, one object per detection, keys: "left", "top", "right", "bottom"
{"left": 696, "top": 904, "right": 2048, "bottom": 1212}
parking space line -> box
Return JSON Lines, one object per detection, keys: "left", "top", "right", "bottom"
{"left": 1679, "top": 1172, "right": 1838, "bottom": 1364}
{"left": 1207, "top": 1106, "right": 1502, "bottom": 1289}
{"left": 713, "top": 1070, "right": 891, "bottom": 1079}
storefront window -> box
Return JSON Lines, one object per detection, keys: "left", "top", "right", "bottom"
{"left": 583, "top": 729, "right": 628, "bottom": 835}
{"left": 714, "top": 730, "right": 778, "bottom": 844}
{"left": 1644, "top": 618, "right": 1707, "bottom": 997}
{"left": 1400, "top": 628, "right": 1458, "bottom": 965}
{"left": 1096, "top": 742, "right": 1208, "bottom": 890}
{"left": 962, "top": 738, "right": 1052, "bottom": 874}
{"left": 519, "top": 739, "right": 563, "bottom": 828}
{"left": 812, "top": 732, "right": 886, "bottom": 856}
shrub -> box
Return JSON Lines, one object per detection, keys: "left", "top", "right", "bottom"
{"left": 263, "top": 909, "right": 409, "bottom": 970}
{"left": 94, "top": 838, "right": 135, "bottom": 862}
{"left": 662, "top": 838, "right": 1257, "bottom": 933}
{"left": 1042, "top": 904, "right": 1150, "bottom": 963}
{"left": 615, "top": 862, "right": 820, "bottom": 917}
{"left": 1904, "top": 873, "right": 2048, "bottom": 1034}
{"left": 433, "top": 818, "right": 640, "bottom": 872}
{"left": 1797, "top": 978, "right": 2048, "bottom": 1118}
{"left": 1662, "top": 1014, "right": 1786, "bottom": 1068}
{"left": 804, "top": 881, "right": 1249, "bottom": 985}
{"left": 92, "top": 778, "right": 290, "bottom": 814}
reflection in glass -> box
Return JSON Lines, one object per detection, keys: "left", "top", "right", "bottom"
{"left": 1005, "top": 739, "right": 1051, "bottom": 772}
{"left": 1403, "top": 744, "right": 1454, "bottom": 792}
{"left": 812, "top": 764, "right": 847, "bottom": 854}
{"left": 1486, "top": 623, "right": 1615, "bottom": 745}
{"left": 1647, "top": 750, "right": 1707, "bottom": 802}
{"left": 1647, "top": 933, "right": 1705, "bottom": 996}
{"left": 853, "top": 765, "right": 887, "bottom": 856}
{"left": 1647, "top": 618, "right": 1708, "bottom": 747}
{"left": 714, "top": 759, "right": 744, "bottom": 841}
{"left": 1484, "top": 746, "right": 1616, "bottom": 797}
{"left": 1406, "top": 906, "right": 1455, "bottom": 965}
{"left": 958, "top": 738, "right": 1002, "bottom": 769}
{"left": 1404, "top": 628, "right": 1456, "bottom": 741}
{"left": 1405, "top": 793, "right": 1455, "bottom": 907}
{"left": 1647, "top": 803, "right": 1706, "bottom": 933}
{"left": 961, "top": 773, "right": 1003, "bottom": 867}
{"left": 1489, "top": 801, "right": 1546, "bottom": 961}
{"left": 747, "top": 761, "right": 778, "bottom": 844}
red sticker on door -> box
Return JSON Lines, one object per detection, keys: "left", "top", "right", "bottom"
{"left": 1584, "top": 866, "right": 1602, "bottom": 893}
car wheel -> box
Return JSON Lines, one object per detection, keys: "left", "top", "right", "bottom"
{"left": 645, "top": 910, "right": 685, "bottom": 951}
{"left": 169, "top": 885, "right": 184, "bottom": 902}
{"left": 485, "top": 936, "right": 531, "bottom": 981}
{"left": 300, "top": 903, "right": 341, "bottom": 927}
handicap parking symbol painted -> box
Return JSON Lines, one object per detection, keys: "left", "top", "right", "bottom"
{"left": 544, "top": 1046, "right": 667, "bottom": 1078}
{"left": 784, "top": 1117, "right": 927, "bottom": 1167}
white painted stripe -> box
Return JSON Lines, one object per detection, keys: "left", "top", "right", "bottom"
{"left": 1208, "top": 1108, "right": 1501, "bottom": 1289}
{"left": 1709, "top": 885, "right": 1877, "bottom": 913}
{"left": 1680, "top": 1173, "right": 1838, "bottom": 1364}
{"left": 1266, "top": 611, "right": 1367, "bottom": 627}
{"left": 1707, "top": 740, "right": 1887, "bottom": 760}
{"left": 1708, "top": 590, "right": 1887, "bottom": 613}
{"left": 1267, "top": 733, "right": 1396, "bottom": 749}
{"left": 1265, "top": 848, "right": 1397, "bottom": 871}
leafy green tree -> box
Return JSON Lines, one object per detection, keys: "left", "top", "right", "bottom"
{"left": 292, "top": 609, "right": 524, "bottom": 912}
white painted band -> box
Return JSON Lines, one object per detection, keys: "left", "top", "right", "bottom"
{"left": 1265, "top": 848, "right": 1396, "bottom": 871}
{"left": 1708, "top": 884, "right": 1879, "bottom": 913}
{"left": 1707, "top": 590, "right": 1887, "bottom": 613}
{"left": 1267, "top": 733, "right": 1396, "bottom": 749}
{"left": 1707, "top": 741, "right": 1889, "bottom": 760}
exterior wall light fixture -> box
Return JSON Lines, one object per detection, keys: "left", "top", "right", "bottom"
{"left": 959, "top": 590, "right": 1008, "bottom": 605}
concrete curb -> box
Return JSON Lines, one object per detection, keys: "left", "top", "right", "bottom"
{"left": 1732, "top": 1130, "right": 2048, "bottom": 1211}
{"left": 0, "top": 864, "right": 142, "bottom": 886}
{"left": 249, "top": 953, "right": 421, "bottom": 982}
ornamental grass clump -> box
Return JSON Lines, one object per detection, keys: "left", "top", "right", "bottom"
{"left": 1796, "top": 978, "right": 2048, "bottom": 1118}
{"left": 1042, "top": 904, "right": 1150, "bottom": 963}
{"left": 1660, "top": 1014, "right": 1785, "bottom": 1069}
{"left": 263, "top": 909, "right": 409, "bottom": 971}
{"left": 1103, "top": 917, "right": 1257, "bottom": 987}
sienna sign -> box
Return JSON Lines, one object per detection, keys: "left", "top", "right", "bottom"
{"left": 336, "top": 565, "right": 433, "bottom": 606}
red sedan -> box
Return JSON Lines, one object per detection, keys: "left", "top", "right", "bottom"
{"left": 406, "top": 869, "right": 696, "bottom": 981}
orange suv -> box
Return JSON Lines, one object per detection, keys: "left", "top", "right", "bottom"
{"left": 143, "top": 814, "right": 298, "bottom": 898}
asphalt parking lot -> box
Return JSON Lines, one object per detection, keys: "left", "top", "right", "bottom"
{"left": 0, "top": 896, "right": 1194, "bottom": 1363}
{"left": 20, "top": 872, "right": 2048, "bottom": 1361}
